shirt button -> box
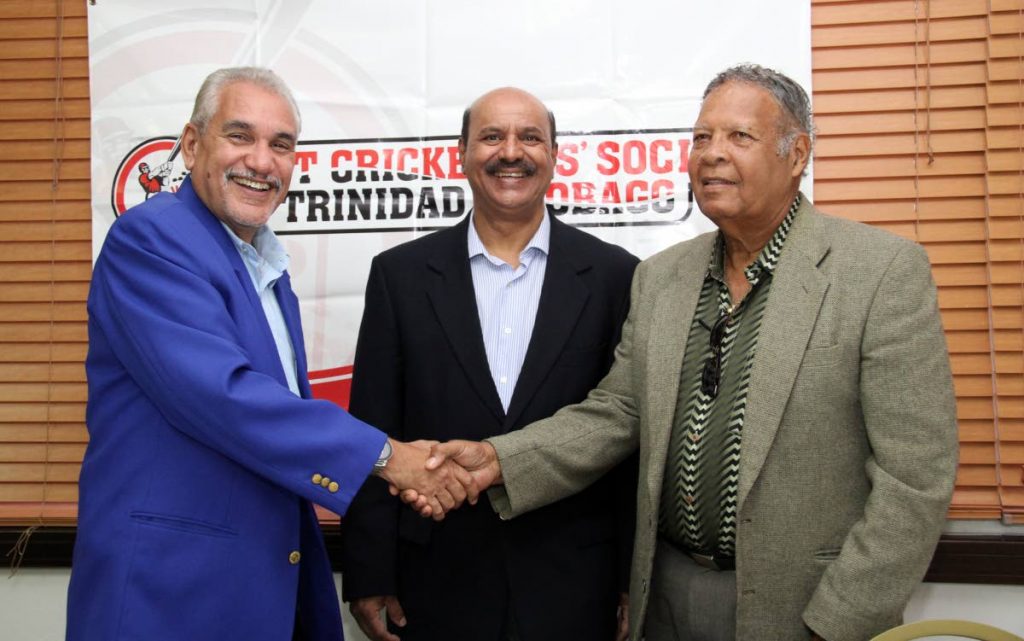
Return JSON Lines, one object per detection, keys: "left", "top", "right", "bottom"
{"left": 288, "top": 551, "right": 301, "bottom": 565}
{"left": 504, "top": 327, "right": 512, "bottom": 334}
{"left": 499, "top": 376, "right": 508, "bottom": 385}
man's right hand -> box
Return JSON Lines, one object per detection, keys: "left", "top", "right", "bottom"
{"left": 399, "top": 440, "right": 503, "bottom": 517}
{"left": 350, "top": 595, "right": 406, "bottom": 641}
{"left": 427, "top": 440, "right": 503, "bottom": 489}
{"left": 375, "top": 439, "right": 477, "bottom": 520}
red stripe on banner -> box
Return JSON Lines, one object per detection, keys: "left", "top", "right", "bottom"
{"left": 309, "top": 365, "right": 354, "bottom": 410}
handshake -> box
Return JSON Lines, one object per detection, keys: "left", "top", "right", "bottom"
{"left": 373, "top": 439, "right": 504, "bottom": 520}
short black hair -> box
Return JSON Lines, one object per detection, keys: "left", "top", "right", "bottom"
{"left": 459, "top": 103, "right": 557, "bottom": 146}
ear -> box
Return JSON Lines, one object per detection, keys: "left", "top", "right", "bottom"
{"left": 789, "top": 132, "right": 810, "bottom": 178}
{"left": 550, "top": 141, "right": 559, "bottom": 163}
{"left": 180, "top": 123, "right": 200, "bottom": 171}
{"left": 457, "top": 137, "right": 467, "bottom": 161}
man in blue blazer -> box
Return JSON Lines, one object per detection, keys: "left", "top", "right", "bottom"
{"left": 67, "top": 67, "right": 469, "bottom": 641}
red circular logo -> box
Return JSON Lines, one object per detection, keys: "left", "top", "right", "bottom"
{"left": 110, "top": 136, "right": 189, "bottom": 216}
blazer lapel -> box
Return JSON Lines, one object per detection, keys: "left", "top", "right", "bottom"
{"left": 504, "top": 216, "right": 589, "bottom": 429}
{"left": 426, "top": 219, "right": 506, "bottom": 422}
{"left": 180, "top": 178, "right": 300, "bottom": 392}
{"left": 737, "top": 203, "right": 830, "bottom": 509}
{"left": 182, "top": 177, "right": 284, "bottom": 360}
{"left": 275, "top": 272, "right": 313, "bottom": 398}
{"left": 182, "top": 177, "right": 266, "bottom": 314}
{"left": 644, "top": 233, "right": 716, "bottom": 498}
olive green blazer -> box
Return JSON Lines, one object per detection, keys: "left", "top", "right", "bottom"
{"left": 488, "top": 196, "right": 958, "bottom": 641}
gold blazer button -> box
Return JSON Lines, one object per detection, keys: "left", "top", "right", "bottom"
{"left": 288, "top": 550, "right": 301, "bottom": 565}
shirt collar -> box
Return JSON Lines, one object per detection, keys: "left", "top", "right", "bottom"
{"left": 221, "top": 222, "right": 290, "bottom": 287}
{"left": 708, "top": 193, "right": 801, "bottom": 285}
{"left": 251, "top": 225, "right": 290, "bottom": 274}
{"left": 467, "top": 208, "right": 551, "bottom": 266}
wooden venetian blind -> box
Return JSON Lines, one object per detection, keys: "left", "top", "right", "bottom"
{"left": 0, "top": 0, "right": 90, "bottom": 526}
{"left": 811, "top": 0, "right": 1024, "bottom": 524}
{"left": 986, "top": 0, "right": 1024, "bottom": 522}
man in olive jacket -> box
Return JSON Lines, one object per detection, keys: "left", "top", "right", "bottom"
{"left": 422, "top": 65, "right": 958, "bottom": 641}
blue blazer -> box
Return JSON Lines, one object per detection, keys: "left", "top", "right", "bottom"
{"left": 67, "top": 178, "right": 385, "bottom": 641}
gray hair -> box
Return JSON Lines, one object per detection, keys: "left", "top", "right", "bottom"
{"left": 704, "top": 64, "right": 814, "bottom": 158}
{"left": 189, "top": 67, "right": 302, "bottom": 135}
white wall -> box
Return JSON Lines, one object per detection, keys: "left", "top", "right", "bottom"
{"left": 3, "top": 568, "right": 1022, "bottom": 641}
{"left": 906, "top": 583, "right": 1024, "bottom": 634}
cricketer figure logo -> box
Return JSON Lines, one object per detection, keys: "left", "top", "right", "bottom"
{"left": 110, "top": 136, "right": 189, "bottom": 216}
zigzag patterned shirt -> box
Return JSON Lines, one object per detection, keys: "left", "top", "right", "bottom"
{"left": 659, "top": 194, "right": 800, "bottom": 557}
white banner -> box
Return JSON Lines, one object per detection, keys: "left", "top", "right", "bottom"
{"left": 88, "top": 0, "right": 812, "bottom": 406}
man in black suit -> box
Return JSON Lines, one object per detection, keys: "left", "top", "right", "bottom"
{"left": 339, "top": 87, "right": 639, "bottom": 641}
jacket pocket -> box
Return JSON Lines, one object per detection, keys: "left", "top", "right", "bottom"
{"left": 130, "top": 511, "right": 238, "bottom": 538}
{"left": 799, "top": 344, "right": 844, "bottom": 370}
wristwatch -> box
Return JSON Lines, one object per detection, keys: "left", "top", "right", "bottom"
{"left": 373, "top": 440, "right": 393, "bottom": 476}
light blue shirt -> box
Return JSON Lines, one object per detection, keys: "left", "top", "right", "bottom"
{"left": 467, "top": 211, "right": 550, "bottom": 412}
{"left": 221, "top": 223, "right": 300, "bottom": 396}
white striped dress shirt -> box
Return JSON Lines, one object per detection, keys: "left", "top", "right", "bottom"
{"left": 467, "top": 211, "right": 550, "bottom": 412}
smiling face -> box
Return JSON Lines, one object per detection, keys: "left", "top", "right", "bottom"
{"left": 459, "top": 88, "right": 557, "bottom": 224}
{"left": 181, "top": 81, "right": 297, "bottom": 243}
{"left": 688, "top": 80, "right": 809, "bottom": 233}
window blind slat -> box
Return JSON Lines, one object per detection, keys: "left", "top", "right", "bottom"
{"left": 813, "top": 17, "right": 988, "bottom": 49}
{"left": 816, "top": 108, "right": 986, "bottom": 135}
{"left": 813, "top": 40, "right": 988, "bottom": 69}
{"left": 0, "top": 0, "right": 86, "bottom": 19}
{"left": 813, "top": 62, "right": 988, "bottom": 92}
{"left": 815, "top": 86, "right": 987, "bottom": 113}
{"left": 0, "top": 220, "right": 91, "bottom": 240}
{"left": 815, "top": 154, "right": 986, "bottom": 179}
{"left": 812, "top": 0, "right": 988, "bottom": 25}
{"left": 0, "top": 37, "right": 88, "bottom": 60}
{"left": 0, "top": 18, "right": 87, "bottom": 40}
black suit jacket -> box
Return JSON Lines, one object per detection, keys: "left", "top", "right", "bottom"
{"left": 340, "top": 211, "right": 639, "bottom": 641}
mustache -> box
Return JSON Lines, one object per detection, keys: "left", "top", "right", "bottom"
{"left": 224, "top": 170, "right": 283, "bottom": 191}
{"left": 484, "top": 159, "right": 537, "bottom": 176}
